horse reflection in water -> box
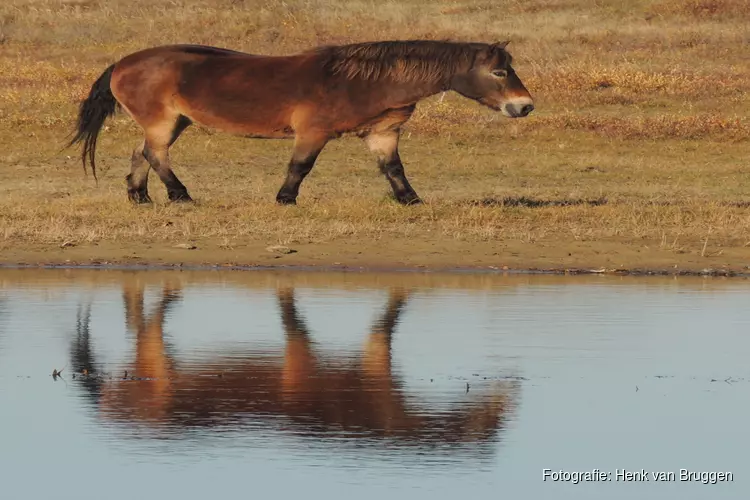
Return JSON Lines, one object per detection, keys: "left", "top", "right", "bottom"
{"left": 71, "top": 280, "right": 519, "bottom": 458}
{"left": 0, "top": 297, "right": 7, "bottom": 356}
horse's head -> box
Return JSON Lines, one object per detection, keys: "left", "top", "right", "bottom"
{"left": 451, "top": 41, "right": 534, "bottom": 118}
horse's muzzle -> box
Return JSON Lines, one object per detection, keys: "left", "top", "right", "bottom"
{"left": 502, "top": 98, "right": 535, "bottom": 118}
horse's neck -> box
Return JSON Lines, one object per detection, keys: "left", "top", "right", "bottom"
{"left": 378, "top": 79, "right": 447, "bottom": 108}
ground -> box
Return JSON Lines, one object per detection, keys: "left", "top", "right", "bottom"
{"left": 1, "top": 0, "right": 749, "bottom": 275}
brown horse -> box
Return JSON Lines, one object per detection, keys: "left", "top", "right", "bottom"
{"left": 70, "top": 280, "right": 519, "bottom": 454}
{"left": 67, "top": 40, "right": 534, "bottom": 205}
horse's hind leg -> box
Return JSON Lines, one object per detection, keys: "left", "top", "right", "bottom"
{"left": 142, "top": 115, "right": 193, "bottom": 203}
{"left": 144, "top": 144, "right": 192, "bottom": 202}
{"left": 364, "top": 129, "right": 421, "bottom": 205}
{"left": 276, "top": 133, "right": 329, "bottom": 205}
{"left": 126, "top": 140, "right": 152, "bottom": 204}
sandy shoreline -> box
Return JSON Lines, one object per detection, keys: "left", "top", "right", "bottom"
{"left": 2, "top": 239, "right": 748, "bottom": 278}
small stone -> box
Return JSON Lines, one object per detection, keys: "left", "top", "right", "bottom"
{"left": 173, "top": 243, "right": 197, "bottom": 250}
{"left": 60, "top": 241, "right": 75, "bottom": 248}
{"left": 266, "top": 245, "right": 296, "bottom": 254}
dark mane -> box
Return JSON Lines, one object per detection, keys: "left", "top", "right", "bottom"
{"left": 312, "top": 40, "right": 506, "bottom": 84}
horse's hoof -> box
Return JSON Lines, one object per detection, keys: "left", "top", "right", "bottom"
{"left": 169, "top": 191, "right": 193, "bottom": 203}
{"left": 397, "top": 194, "right": 422, "bottom": 206}
{"left": 276, "top": 196, "right": 297, "bottom": 205}
{"left": 127, "top": 191, "right": 152, "bottom": 204}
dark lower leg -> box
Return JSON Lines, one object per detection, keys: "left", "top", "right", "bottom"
{"left": 126, "top": 142, "right": 152, "bottom": 204}
{"left": 276, "top": 151, "right": 322, "bottom": 205}
{"left": 161, "top": 171, "right": 192, "bottom": 202}
{"left": 144, "top": 145, "right": 192, "bottom": 202}
{"left": 276, "top": 134, "right": 328, "bottom": 205}
{"left": 276, "top": 158, "right": 316, "bottom": 204}
{"left": 379, "top": 159, "right": 421, "bottom": 205}
{"left": 126, "top": 176, "right": 151, "bottom": 203}
{"left": 365, "top": 130, "right": 421, "bottom": 205}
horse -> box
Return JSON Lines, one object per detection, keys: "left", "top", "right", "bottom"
{"left": 66, "top": 39, "right": 535, "bottom": 206}
{"left": 69, "top": 281, "right": 519, "bottom": 456}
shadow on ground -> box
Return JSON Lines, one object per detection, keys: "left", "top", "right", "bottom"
{"left": 466, "top": 196, "right": 609, "bottom": 208}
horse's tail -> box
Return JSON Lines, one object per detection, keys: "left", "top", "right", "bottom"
{"left": 66, "top": 64, "right": 120, "bottom": 183}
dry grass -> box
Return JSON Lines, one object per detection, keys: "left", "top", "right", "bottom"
{"left": 0, "top": 0, "right": 749, "bottom": 267}
{"left": 648, "top": 0, "right": 750, "bottom": 19}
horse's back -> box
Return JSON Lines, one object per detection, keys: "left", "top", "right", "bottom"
{"left": 113, "top": 43, "right": 312, "bottom": 85}
{"left": 118, "top": 43, "right": 255, "bottom": 61}
{"left": 168, "top": 44, "right": 252, "bottom": 57}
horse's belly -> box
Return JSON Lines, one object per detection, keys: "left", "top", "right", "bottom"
{"left": 182, "top": 103, "right": 294, "bottom": 139}
{"left": 173, "top": 76, "right": 294, "bottom": 138}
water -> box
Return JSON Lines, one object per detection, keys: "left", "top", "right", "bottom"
{"left": 0, "top": 268, "right": 747, "bottom": 499}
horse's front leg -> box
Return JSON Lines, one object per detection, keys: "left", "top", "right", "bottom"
{"left": 364, "top": 129, "right": 422, "bottom": 205}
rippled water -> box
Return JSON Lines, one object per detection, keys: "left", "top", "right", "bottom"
{"left": 0, "top": 269, "right": 748, "bottom": 499}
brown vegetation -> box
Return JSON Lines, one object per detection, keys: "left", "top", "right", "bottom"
{"left": 0, "top": 0, "right": 749, "bottom": 272}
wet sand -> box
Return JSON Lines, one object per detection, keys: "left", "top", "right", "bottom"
{"left": 2, "top": 237, "right": 749, "bottom": 277}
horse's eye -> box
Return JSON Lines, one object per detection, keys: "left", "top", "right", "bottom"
{"left": 492, "top": 69, "right": 508, "bottom": 78}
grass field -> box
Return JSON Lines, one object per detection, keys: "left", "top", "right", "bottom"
{"left": 1, "top": 0, "right": 749, "bottom": 273}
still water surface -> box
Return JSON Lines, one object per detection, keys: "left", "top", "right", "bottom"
{"left": 0, "top": 269, "right": 748, "bottom": 499}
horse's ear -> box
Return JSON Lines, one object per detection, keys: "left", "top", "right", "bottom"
{"left": 493, "top": 40, "right": 510, "bottom": 49}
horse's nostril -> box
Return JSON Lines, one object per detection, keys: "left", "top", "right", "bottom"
{"left": 521, "top": 104, "right": 534, "bottom": 116}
